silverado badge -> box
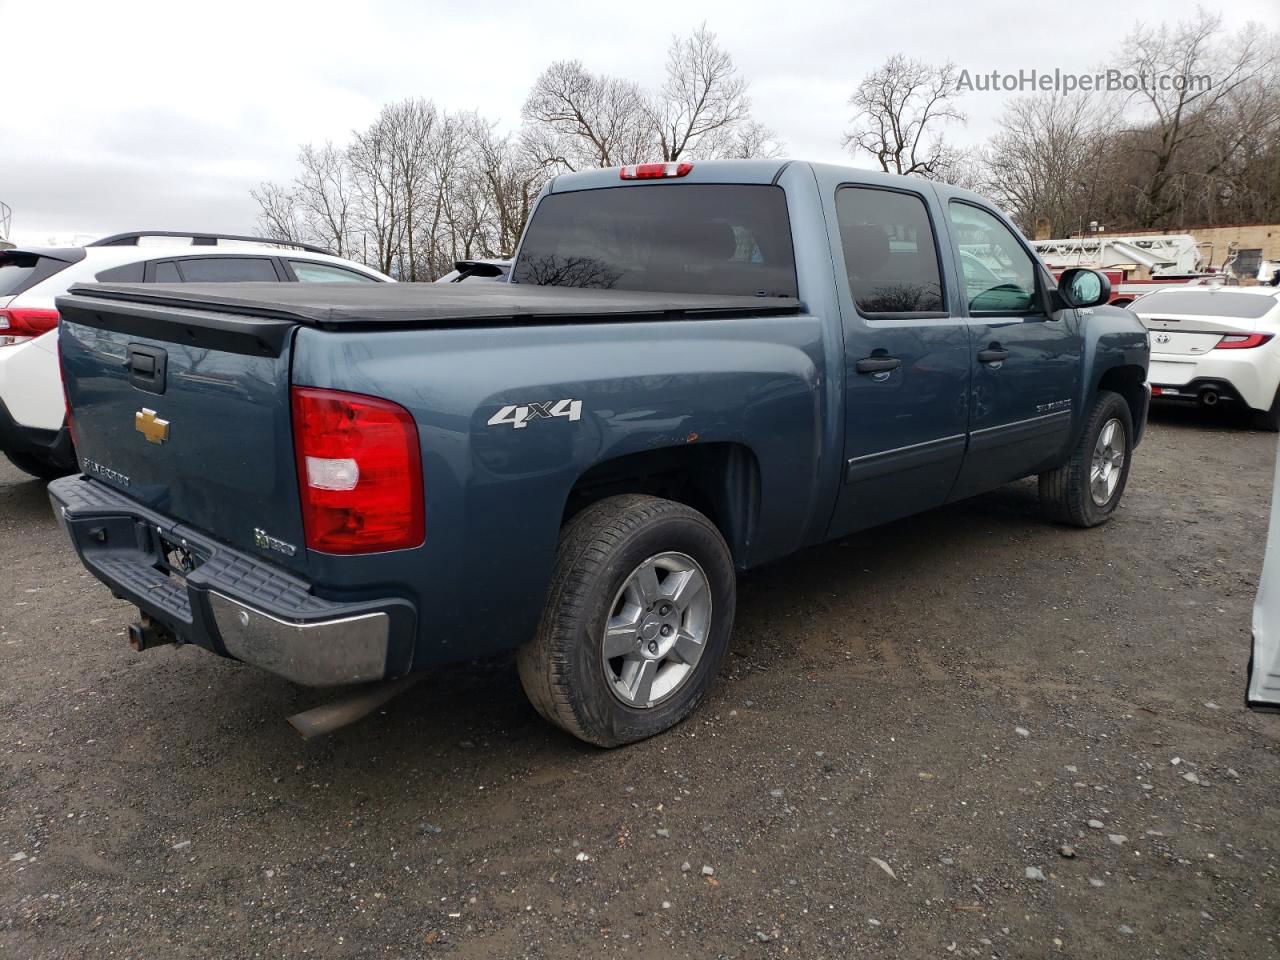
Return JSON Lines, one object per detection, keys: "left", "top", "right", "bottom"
{"left": 135, "top": 408, "right": 170, "bottom": 444}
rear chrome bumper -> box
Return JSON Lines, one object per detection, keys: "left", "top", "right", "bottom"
{"left": 48, "top": 474, "right": 415, "bottom": 686}
{"left": 208, "top": 593, "right": 391, "bottom": 686}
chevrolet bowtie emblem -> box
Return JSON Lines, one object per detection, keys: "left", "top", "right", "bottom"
{"left": 135, "top": 408, "right": 170, "bottom": 444}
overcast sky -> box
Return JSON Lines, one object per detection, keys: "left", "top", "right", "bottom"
{"left": 2, "top": 0, "right": 1272, "bottom": 246}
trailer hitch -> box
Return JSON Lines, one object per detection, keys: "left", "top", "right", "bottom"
{"left": 128, "top": 613, "right": 177, "bottom": 652}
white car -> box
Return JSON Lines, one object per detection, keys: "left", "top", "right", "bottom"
{"left": 434, "top": 258, "right": 512, "bottom": 283}
{"left": 0, "top": 231, "right": 391, "bottom": 479}
{"left": 1131, "top": 284, "right": 1280, "bottom": 431}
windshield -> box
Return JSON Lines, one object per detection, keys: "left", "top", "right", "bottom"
{"left": 512, "top": 184, "right": 798, "bottom": 298}
{"left": 1134, "top": 290, "right": 1277, "bottom": 320}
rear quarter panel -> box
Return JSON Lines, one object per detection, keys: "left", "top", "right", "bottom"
{"left": 292, "top": 314, "right": 827, "bottom": 668}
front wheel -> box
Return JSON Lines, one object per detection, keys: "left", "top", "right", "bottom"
{"left": 1038, "top": 390, "right": 1134, "bottom": 527}
{"left": 517, "top": 495, "right": 736, "bottom": 747}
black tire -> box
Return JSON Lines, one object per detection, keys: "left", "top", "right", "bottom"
{"left": 1251, "top": 388, "right": 1280, "bottom": 432}
{"left": 3, "top": 450, "right": 71, "bottom": 481}
{"left": 1039, "top": 390, "right": 1134, "bottom": 528}
{"left": 517, "top": 494, "right": 736, "bottom": 747}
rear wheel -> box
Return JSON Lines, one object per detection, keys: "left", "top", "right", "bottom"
{"left": 517, "top": 495, "right": 736, "bottom": 747}
{"left": 1251, "top": 388, "right": 1280, "bottom": 432}
{"left": 4, "top": 450, "right": 70, "bottom": 481}
{"left": 1039, "top": 390, "right": 1133, "bottom": 527}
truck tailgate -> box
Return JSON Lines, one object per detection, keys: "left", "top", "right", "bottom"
{"left": 57, "top": 290, "right": 308, "bottom": 574}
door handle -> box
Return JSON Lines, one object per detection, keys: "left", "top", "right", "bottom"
{"left": 977, "top": 347, "right": 1009, "bottom": 364}
{"left": 855, "top": 356, "right": 902, "bottom": 374}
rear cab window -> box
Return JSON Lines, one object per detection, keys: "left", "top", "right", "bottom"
{"left": 512, "top": 184, "right": 797, "bottom": 297}
{"left": 836, "top": 186, "right": 945, "bottom": 316}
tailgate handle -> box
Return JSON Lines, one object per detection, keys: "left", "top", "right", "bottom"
{"left": 126, "top": 344, "right": 167, "bottom": 395}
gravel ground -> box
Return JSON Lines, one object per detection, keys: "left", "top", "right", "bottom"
{"left": 2, "top": 405, "right": 1278, "bottom": 959}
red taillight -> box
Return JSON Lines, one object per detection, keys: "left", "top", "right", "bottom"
{"left": 1150, "top": 386, "right": 1163, "bottom": 396}
{"left": 291, "top": 386, "right": 424, "bottom": 554}
{"left": 0, "top": 308, "right": 59, "bottom": 344}
{"left": 59, "top": 341, "right": 76, "bottom": 447}
{"left": 619, "top": 162, "right": 693, "bottom": 180}
{"left": 1214, "top": 333, "right": 1273, "bottom": 350}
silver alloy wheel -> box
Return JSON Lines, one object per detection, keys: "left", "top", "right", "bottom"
{"left": 1090, "top": 417, "right": 1126, "bottom": 506}
{"left": 601, "top": 551, "right": 713, "bottom": 709}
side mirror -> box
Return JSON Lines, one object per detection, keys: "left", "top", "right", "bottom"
{"left": 1059, "top": 268, "right": 1111, "bottom": 309}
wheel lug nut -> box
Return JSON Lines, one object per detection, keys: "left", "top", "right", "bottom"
{"left": 660, "top": 625, "right": 673, "bottom": 637}
{"left": 659, "top": 604, "right": 670, "bottom": 615}
{"left": 647, "top": 641, "right": 659, "bottom": 654}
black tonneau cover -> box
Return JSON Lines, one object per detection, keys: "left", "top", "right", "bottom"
{"left": 66, "top": 282, "right": 801, "bottom": 324}
{"left": 57, "top": 282, "right": 802, "bottom": 357}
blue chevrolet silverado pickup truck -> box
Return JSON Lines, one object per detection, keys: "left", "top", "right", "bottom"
{"left": 49, "top": 159, "right": 1149, "bottom": 746}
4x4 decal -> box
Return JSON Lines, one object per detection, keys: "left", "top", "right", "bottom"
{"left": 487, "top": 398, "right": 583, "bottom": 430}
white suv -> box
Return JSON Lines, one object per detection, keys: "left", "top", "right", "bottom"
{"left": 1132, "top": 284, "right": 1280, "bottom": 430}
{"left": 0, "top": 232, "right": 391, "bottom": 478}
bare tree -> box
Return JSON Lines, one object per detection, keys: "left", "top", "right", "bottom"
{"left": 1199, "top": 68, "right": 1280, "bottom": 224}
{"left": 980, "top": 95, "right": 1116, "bottom": 235}
{"left": 722, "top": 119, "right": 786, "bottom": 160}
{"left": 523, "top": 25, "right": 780, "bottom": 171}
{"left": 474, "top": 120, "right": 548, "bottom": 255}
{"left": 250, "top": 180, "right": 307, "bottom": 245}
{"left": 522, "top": 60, "right": 651, "bottom": 170}
{"left": 348, "top": 116, "right": 405, "bottom": 276}
{"left": 379, "top": 99, "right": 440, "bottom": 280}
{"left": 250, "top": 143, "right": 354, "bottom": 254}
{"left": 1119, "top": 10, "right": 1276, "bottom": 226}
{"left": 844, "top": 54, "right": 966, "bottom": 177}
{"left": 296, "top": 143, "right": 356, "bottom": 257}
{"left": 650, "top": 23, "right": 756, "bottom": 160}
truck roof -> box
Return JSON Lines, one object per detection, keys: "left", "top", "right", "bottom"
{"left": 545, "top": 159, "right": 1000, "bottom": 211}
{"left": 547, "top": 159, "right": 791, "bottom": 192}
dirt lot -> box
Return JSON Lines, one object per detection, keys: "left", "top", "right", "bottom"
{"left": 2, "top": 406, "right": 1278, "bottom": 960}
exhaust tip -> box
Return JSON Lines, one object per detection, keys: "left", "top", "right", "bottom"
{"left": 1201, "top": 389, "right": 1219, "bottom": 407}
{"left": 287, "top": 675, "right": 424, "bottom": 739}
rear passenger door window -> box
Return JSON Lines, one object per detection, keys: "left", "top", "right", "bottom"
{"left": 288, "top": 260, "right": 378, "bottom": 283}
{"left": 836, "top": 186, "right": 945, "bottom": 316}
{"left": 946, "top": 203, "right": 1040, "bottom": 315}
{"left": 174, "top": 257, "right": 280, "bottom": 282}
{"left": 153, "top": 261, "right": 181, "bottom": 283}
